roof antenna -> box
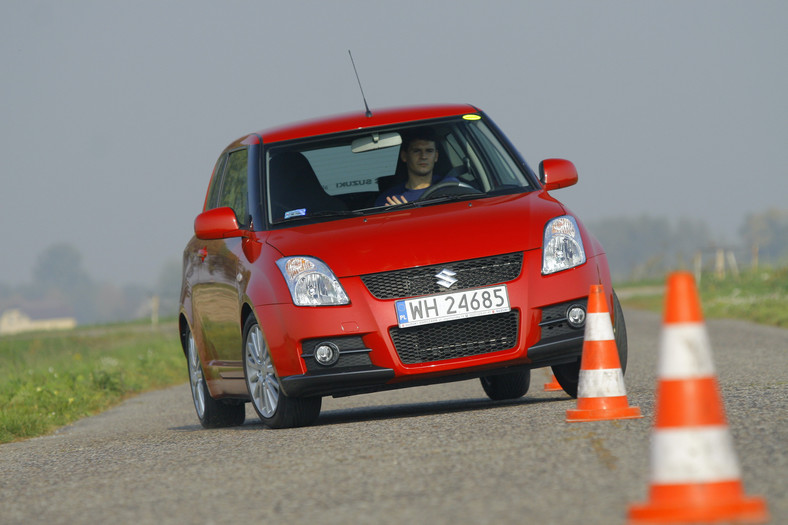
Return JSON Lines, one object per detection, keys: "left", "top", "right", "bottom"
{"left": 348, "top": 50, "right": 372, "bottom": 117}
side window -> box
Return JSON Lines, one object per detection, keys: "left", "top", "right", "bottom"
{"left": 466, "top": 121, "right": 531, "bottom": 188}
{"left": 217, "top": 149, "right": 249, "bottom": 225}
{"left": 205, "top": 154, "right": 228, "bottom": 211}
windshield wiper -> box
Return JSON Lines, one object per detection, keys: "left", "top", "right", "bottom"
{"left": 486, "top": 185, "right": 530, "bottom": 196}
{"left": 419, "top": 192, "right": 488, "bottom": 204}
{"left": 375, "top": 201, "right": 420, "bottom": 210}
{"left": 367, "top": 193, "right": 485, "bottom": 212}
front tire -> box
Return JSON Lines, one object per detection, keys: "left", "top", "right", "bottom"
{"left": 242, "top": 314, "right": 321, "bottom": 428}
{"left": 551, "top": 290, "right": 628, "bottom": 398}
{"left": 480, "top": 369, "right": 531, "bottom": 400}
{"left": 186, "top": 326, "right": 245, "bottom": 428}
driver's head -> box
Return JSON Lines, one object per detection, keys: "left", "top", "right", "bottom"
{"left": 400, "top": 128, "right": 439, "bottom": 179}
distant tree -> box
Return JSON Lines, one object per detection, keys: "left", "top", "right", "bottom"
{"left": 31, "top": 243, "right": 97, "bottom": 322}
{"left": 587, "top": 215, "right": 712, "bottom": 281}
{"left": 92, "top": 282, "right": 151, "bottom": 323}
{"left": 155, "top": 258, "right": 183, "bottom": 317}
{"left": 33, "top": 243, "right": 93, "bottom": 293}
{"left": 7, "top": 244, "right": 185, "bottom": 325}
{"left": 739, "top": 208, "right": 788, "bottom": 263}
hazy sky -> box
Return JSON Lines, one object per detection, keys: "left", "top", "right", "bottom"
{"left": 2, "top": 1, "right": 786, "bottom": 287}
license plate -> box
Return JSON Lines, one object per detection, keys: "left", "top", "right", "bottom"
{"left": 395, "top": 285, "right": 510, "bottom": 328}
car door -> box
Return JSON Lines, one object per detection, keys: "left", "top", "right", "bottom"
{"left": 192, "top": 148, "right": 249, "bottom": 373}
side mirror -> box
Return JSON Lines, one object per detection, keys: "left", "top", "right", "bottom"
{"left": 539, "top": 159, "right": 578, "bottom": 190}
{"left": 194, "top": 207, "right": 243, "bottom": 240}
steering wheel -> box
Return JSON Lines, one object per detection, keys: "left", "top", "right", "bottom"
{"left": 416, "top": 180, "right": 482, "bottom": 201}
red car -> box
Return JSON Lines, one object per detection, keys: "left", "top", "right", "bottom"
{"left": 179, "top": 104, "right": 627, "bottom": 428}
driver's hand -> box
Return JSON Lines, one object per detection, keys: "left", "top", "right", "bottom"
{"left": 385, "top": 195, "right": 409, "bottom": 206}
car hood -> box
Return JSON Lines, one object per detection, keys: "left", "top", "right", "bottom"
{"left": 265, "top": 192, "right": 567, "bottom": 277}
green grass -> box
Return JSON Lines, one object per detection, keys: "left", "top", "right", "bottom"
{"left": 0, "top": 321, "right": 184, "bottom": 444}
{"left": 616, "top": 266, "right": 788, "bottom": 327}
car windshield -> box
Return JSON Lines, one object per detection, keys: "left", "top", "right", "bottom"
{"left": 264, "top": 116, "right": 536, "bottom": 224}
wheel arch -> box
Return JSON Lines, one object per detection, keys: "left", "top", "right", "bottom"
{"left": 241, "top": 302, "right": 256, "bottom": 329}
{"left": 178, "top": 312, "right": 192, "bottom": 358}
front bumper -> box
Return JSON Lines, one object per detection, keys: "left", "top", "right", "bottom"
{"left": 262, "top": 249, "right": 606, "bottom": 399}
{"left": 280, "top": 298, "right": 586, "bottom": 398}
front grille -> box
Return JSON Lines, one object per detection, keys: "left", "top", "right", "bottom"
{"left": 361, "top": 252, "right": 523, "bottom": 300}
{"left": 390, "top": 311, "right": 519, "bottom": 364}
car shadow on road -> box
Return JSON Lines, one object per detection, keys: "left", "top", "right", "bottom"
{"left": 170, "top": 394, "right": 572, "bottom": 432}
{"left": 314, "top": 394, "right": 570, "bottom": 427}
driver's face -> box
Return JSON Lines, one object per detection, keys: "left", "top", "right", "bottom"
{"left": 401, "top": 140, "right": 438, "bottom": 178}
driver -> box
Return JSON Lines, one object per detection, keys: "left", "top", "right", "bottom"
{"left": 375, "top": 129, "right": 452, "bottom": 206}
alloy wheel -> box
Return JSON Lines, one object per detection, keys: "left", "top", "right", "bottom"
{"left": 245, "top": 324, "right": 280, "bottom": 418}
{"left": 187, "top": 331, "right": 205, "bottom": 418}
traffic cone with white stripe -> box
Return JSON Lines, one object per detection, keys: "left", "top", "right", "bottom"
{"left": 544, "top": 373, "right": 562, "bottom": 391}
{"left": 628, "top": 271, "right": 768, "bottom": 523}
{"left": 565, "top": 284, "right": 642, "bottom": 422}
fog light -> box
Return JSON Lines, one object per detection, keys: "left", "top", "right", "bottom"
{"left": 566, "top": 305, "right": 586, "bottom": 328}
{"left": 314, "top": 342, "right": 340, "bottom": 366}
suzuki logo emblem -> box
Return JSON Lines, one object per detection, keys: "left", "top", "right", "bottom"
{"left": 435, "top": 269, "right": 458, "bottom": 288}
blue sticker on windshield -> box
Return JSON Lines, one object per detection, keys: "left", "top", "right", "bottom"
{"left": 284, "top": 208, "right": 307, "bottom": 219}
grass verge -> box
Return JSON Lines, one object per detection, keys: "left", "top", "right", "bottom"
{"left": 616, "top": 266, "right": 788, "bottom": 327}
{"left": 0, "top": 321, "right": 184, "bottom": 444}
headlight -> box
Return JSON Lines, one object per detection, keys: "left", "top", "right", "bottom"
{"left": 542, "top": 216, "right": 586, "bottom": 274}
{"left": 276, "top": 256, "right": 350, "bottom": 306}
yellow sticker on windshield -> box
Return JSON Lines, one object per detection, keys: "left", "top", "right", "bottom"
{"left": 462, "top": 114, "right": 482, "bottom": 120}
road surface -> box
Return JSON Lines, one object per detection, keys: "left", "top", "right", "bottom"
{"left": 1, "top": 309, "right": 785, "bottom": 524}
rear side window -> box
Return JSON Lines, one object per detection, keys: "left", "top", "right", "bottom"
{"left": 206, "top": 149, "right": 249, "bottom": 225}
{"left": 218, "top": 150, "right": 249, "bottom": 223}
{"left": 205, "top": 154, "right": 228, "bottom": 210}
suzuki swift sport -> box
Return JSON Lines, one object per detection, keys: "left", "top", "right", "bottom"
{"left": 179, "top": 104, "right": 627, "bottom": 428}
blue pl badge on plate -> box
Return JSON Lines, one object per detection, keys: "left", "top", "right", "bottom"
{"left": 396, "top": 301, "right": 409, "bottom": 325}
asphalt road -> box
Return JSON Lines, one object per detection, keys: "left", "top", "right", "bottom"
{"left": 1, "top": 308, "right": 785, "bottom": 524}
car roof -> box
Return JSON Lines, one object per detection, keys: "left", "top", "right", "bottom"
{"left": 248, "top": 104, "right": 480, "bottom": 145}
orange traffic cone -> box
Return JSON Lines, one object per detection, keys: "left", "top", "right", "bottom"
{"left": 543, "top": 373, "right": 562, "bottom": 391}
{"left": 566, "top": 284, "right": 642, "bottom": 422}
{"left": 628, "top": 272, "right": 768, "bottom": 524}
